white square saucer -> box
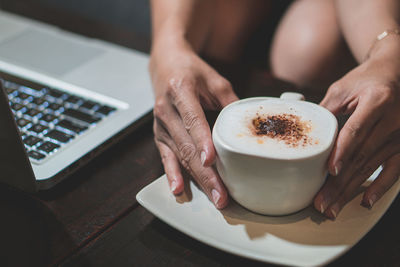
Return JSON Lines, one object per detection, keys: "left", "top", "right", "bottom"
{"left": 136, "top": 168, "right": 400, "bottom": 267}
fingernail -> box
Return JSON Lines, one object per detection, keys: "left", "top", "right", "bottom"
{"left": 334, "top": 161, "right": 343, "bottom": 176}
{"left": 369, "top": 194, "right": 377, "bottom": 208}
{"left": 212, "top": 189, "right": 221, "bottom": 206}
{"left": 170, "top": 180, "right": 177, "bottom": 192}
{"left": 334, "top": 166, "right": 339, "bottom": 176}
{"left": 330, "top": 203, "right": 339, "bottom": 219}
{"left": 201, "top": 151, "right": 206, "bottom": 166}
{"left": 320, "top": 203, "right": 326, "bottom": 213}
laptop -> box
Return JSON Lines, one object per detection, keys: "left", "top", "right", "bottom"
{"left": 0, "top": 10, "right": 154, "bottom": 192}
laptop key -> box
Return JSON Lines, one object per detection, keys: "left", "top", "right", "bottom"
{"left": 46, "top": 129, "right": 73, "bottom": 143}
{"left": 41, "top": 113, "right": 56, "bottom": 123}
{"left": 65, "top": 95, "right": 81, "bottom": 104}
{"left": 23, "top": 135, "right": 42, "bottom": 146}
{"left": 24, "top": 108, "right": 41, "bottom": 117}
{"left": 96, "top": 105, "right": 116, "bottom": 115}
{"left": 16, "top": 92, "right": 30, "bottom": 100}
{"left": 80, "top": 100, "right": 97, "bottom": 110}
{"left": 38, "top": 141, "right": 60, "bottom": 153}
{"left": 11, "top": 102, "right": 25, "bottom": 111}
{"left": 29, "top": 124, "right": 48, "bottom": 134}
{"left": 33, "top": 97, "right": 46, "bottom": 105}
{"left": 5, "top": 88, "right": 16, "bottom": 95}
{"left": 17, "top": 118, "right": 32, "bottom": 128}
{"left": 48, "top": 103, "right": 62, "bottom": 111}
{"left": 63, "top": 109, "right": 100, "bottom": 124}
{"left": 47, "top": 88, "right": 64, "bottom": 98}
{"left": 28, "top": 150, "right": 46, "bottom": 160}
{"left": 57, "top": 119, "right": 88, "bottom": 133}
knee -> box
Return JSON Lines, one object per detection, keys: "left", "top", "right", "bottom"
{"left": 270, "top": 0, "right": 341, "bottom": 87}
{"left": 270, "top": 28, "right": 330, "bottom": 87}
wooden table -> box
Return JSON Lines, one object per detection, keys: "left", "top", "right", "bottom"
{"left": 1, "top": 3, "right": 399, "bottom": 267}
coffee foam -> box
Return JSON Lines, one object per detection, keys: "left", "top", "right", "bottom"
{"left": 214, "top": 98, "right": 337, "bottom": 159}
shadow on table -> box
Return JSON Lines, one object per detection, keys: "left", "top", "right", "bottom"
{"left": 220, "top": 184, "right": 369, "bottom": 246}
{"left": 0, "top": 184, "right": 74, "bottom": 266}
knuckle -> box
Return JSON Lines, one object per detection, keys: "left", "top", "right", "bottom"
{"left": 214, "top": 78, "right": 233, "bottom": 95}
{"left": 153, "top": 123, "right": 170, "bottom": 143}
{"left": 153, "top": 99, "right": 167, "bottom": 119}
{"left": 182, "top": 111, "right": 201, "bottom": 131}
{"left": 178, "top": 142, "right": 197, "bottom": 163}
{"left": 160, "top": 151, "right": 168, "bottom": 165}
{"left": 345, "top": 122, "right": 362, "bottom": 138}
{"left": 328, "top": 82, "right": 342, "bottom": 95}
{"left": 167, "top": 76, "right": 196, "bottom": 99}
{"left": 155, "top": 130, "right": 169, "bottom": 143}
{"left": 180, "top": 158, "right": 190, "bottom": 171}
{"left": 354, "top": 151, "right": 368, "bottom": 166}
{"left": 376, "top": 85, "right": 396, "bottom": 105}
{"left": 329, "top": 176, "right": 347, "bottom": 193}
{"left": 198, "top": 173, "right": 213, "bottom": 189}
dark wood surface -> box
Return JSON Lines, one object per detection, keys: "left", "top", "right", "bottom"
{"left": 0, "top": 3, "right": 399, "bottom": 267}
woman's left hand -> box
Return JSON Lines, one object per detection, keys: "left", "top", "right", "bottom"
{"left": 314, "top": 46, "right": 400, "bottom": 219}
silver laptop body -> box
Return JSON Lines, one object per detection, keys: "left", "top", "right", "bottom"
{"left": 0, "top": 10, "right": 154, "bottom": 191}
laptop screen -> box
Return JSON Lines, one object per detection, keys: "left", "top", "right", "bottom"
{"left": 0, "top": 81, "right": 37, "bottom": 192}
{"left": 0, "top": 0, "right": 151, "bottom": 52}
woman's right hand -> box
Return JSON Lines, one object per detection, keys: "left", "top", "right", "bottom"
{"left": 149, "top": 38, "right": 238, "bottom": 209}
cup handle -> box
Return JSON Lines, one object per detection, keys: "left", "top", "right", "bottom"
{"left": 280, "top": 92, "right": 305, "bottom": 101}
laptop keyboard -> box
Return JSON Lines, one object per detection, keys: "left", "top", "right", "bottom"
{"left": 3, "top": 79, "right": 117, "bottom": 163}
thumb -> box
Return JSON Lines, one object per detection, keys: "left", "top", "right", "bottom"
{"left": 320, "top": 83, "right": 346, "bottom": 116}
{"left": 212, "top": 78, "right": 239, "bottom": 108}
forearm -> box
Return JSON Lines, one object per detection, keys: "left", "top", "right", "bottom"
{"left": 335, "top": 0, "right": 400, "bottom": 62}
{"left": 150, "top": 0, "right": 215, "bottom": 53}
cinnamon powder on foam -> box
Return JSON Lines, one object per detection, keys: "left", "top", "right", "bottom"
{"left": 251, "top": 113, "right": 313, "bottom": 147}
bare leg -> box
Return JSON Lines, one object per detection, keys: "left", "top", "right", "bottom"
{"left": 270, "top": 0, "right": 357, "bottom": 90}
{"left": 202, "top": 0, "right": 271, "bottom": 63}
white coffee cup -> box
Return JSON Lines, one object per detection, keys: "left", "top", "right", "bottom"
{"left": 212, "top": 92, "right": 338, "bottom": 215}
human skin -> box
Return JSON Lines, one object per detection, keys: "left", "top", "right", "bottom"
{"left": 272, "top": 0, "right": 400, "bottom": 219}
{"left": 150, "top": 0, "right": 400, "bottom": 218}
{"left": 149, "top": 0, "right": 259, "bottom": 208}
{"left": 315, "top": 0, "right": 400, "bottom": 219}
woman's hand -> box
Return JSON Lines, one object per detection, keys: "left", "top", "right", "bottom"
{"left": 314, "top": 43, "right": 400, "bottom": 219}
{"left": 149, "top": 39, "right": 238, "bottom": 209}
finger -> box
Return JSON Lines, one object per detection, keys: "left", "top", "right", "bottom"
{"left": 323, "top": 164, "right": 378, "bottom": 220}
{"left": 320, "top": 83, "right": 348, "bottom": 116}
{"left": 167, "top": 78, "right": 216, "bottom": 167}
{"left": 347, "top": 119, "right": 400, "bottom": 180}
{"left": 363, "top": 153, "right": 400, "bottom": 208}
{"left": 156, "top": 139, "right": 184, "bottom": 195}
{"left": 327, "top": 98, "right": 384, "bottom": 176}
{"left": 154, "top": 100, "right": 228, "bottom": 208}
{"left": 315, "top": 150, "right": 378, "bottom": 216}
{"left": 206, "top": 76, "right": 239, "bottom": 108}
{"left": 316, "top": 137, "right": 400, "bottom": 218}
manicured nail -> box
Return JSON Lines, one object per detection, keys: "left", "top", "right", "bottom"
{"left": 334, "top": 161, "right": 343, "bottom": 176}
{"left": 334, "top": 166, "right": 339, "bottom": 176}
{"left": 369, "top": 194, "right": 377, "bottom": 208}
{"left": 170, "top": 180, "right": 177, "bottom": 192}
{"left": 320, "top": 203, "right": 326, "bottom": 213}
{"left": 201, "top": 151, "right": 206, "bottom": 166}
{"left": 212, "top": 189, "right": 221, "bottom": 206}
{"left": 330, "top": 203, "right": 339, "bottom": 219}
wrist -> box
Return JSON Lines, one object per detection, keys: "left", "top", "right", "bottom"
{"left": 151, "top": 17, "right": 208, "bottom": 56}
{"left": 364, "top": 37, "right": 400, "bottom": 82}
{"left": 367, "top": 31, "right": 400, "bottom": 63}
{"left": 152, "top": 23, "right": 190, "bottom": 49}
